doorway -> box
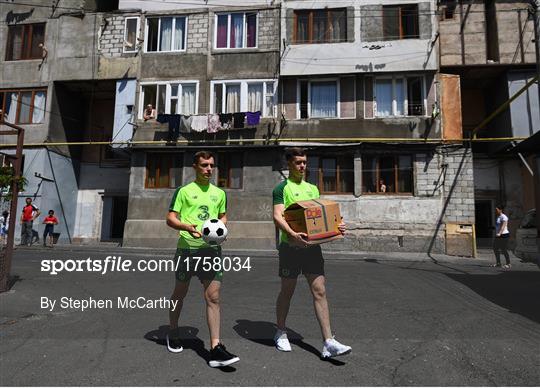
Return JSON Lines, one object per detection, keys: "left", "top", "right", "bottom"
{"left": 475, "top": 199, "right": 494, "bottom": 247}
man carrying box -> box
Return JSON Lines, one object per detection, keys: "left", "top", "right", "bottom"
{"left": 272, "top": 147, "right": 352, "bottom": 359}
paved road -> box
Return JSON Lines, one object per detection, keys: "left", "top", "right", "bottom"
{"left": 1, "top": 247, "right": 539, "bottom": 386}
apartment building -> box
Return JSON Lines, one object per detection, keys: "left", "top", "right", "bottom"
{"left": 1, "top": 0, "right": 477, "bottom": 254}
{"left": 438, "top": 0, "right": 539, "bottom": 247}
{"left": 0, "top": 0, "right": 130, "bottom": 244}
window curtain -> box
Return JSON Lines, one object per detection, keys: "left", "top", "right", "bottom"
{"left": 395, "top": 79, "right": 405, "bottom": 116}
{"left": 225, "top": 84, "right": 240, "bottom": 113}
{"left": 231, "top": 14, "right": 243, "bottom": 48}
{"left": 159, "top": 17, "right": 172, "bottom": 51}
{"left": 247, "top": 84, "right": 263, "bottom": 112}
{"left": 9, "top": 26, "right": 23, "bottom": 60}
{"left": 246, "top": 13, "right": 257, "bottom": 47}
{"left": 330, "top": 10, "right": 346, "bottom": 42}
{"left": 322, "top": 158, "right": 336, "bottom": 192}
{"left": 157, "top": 85, "right": 166, "bottom": 114}
{"left": 6, "top": 92, "right": 18, "bottom": 123}
{"left": 30, "top": 24, "right": 45, "bottom": 58}
{"left": 125, "top": 19, "right": 137, "bottom": 49}
{"left": 311, "top": 82, "right": 337, "bottom": 118}
{"left": 216, "top": 15, "right": 228, "bottom": 48}
{"left": 19, "top": 92, "right": 32, "bottom": 123}
{"left": 173, "top": 17, "right": 185, "bottom": 50}
{"left": 296, "top": 13, "right": 309, "bottom": 42}
{"left": 313, "top": 10, "right": 327, "bottom": 43}
{"left": 181, "top": 84, "right": 196, "bottom": 115}
{"left": 265, "top": 82, "right": 275, "bottom": 117}
{"left": 375, "top": 79, "right": 392, "bottom": 117}
{"left": 32, "top": 91, "right": 46, "bottom": 123}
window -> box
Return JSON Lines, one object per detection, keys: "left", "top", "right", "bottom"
{"left": 382, "top": 4, "right": 419, "bottom": 40}
{"left": 211, "top": 80, "right": 276, "bottom": 117}
{"left": 215, "top": 12, "right": 257, "bottom": 49}
{"left": 124, "top": 17, "right": 140, "bottom": 52}
{"left": 0, "top": 89, "right": 46, "bottom": 124}
{"left": 440, "top": 1, "right": 457, "bottom": 20}
{"left": 146, "top": 16, "right": 186, "bottom": 52}
{"left": 299, "top": 80, "right": 338, "bottom": 119}
{"left": 306, "top": 155, "right": 354, "bottom": 194}
{"left": 145, "top": 153, "right": 182, "bottom": 188}
{"left": 6, "top": 23, "right": 45, "bottom": 61}
{"left": 140, "top": 81, "right": 198, "bottom": 118}
{"left": 374, "top": 76, "right": 424, "bottom": 117}
{"left": 362, "top": 155, "right": 413, "bottom": 194}
{"left": 217, "top": 152, "right": 243, "bottom": 189}
{"left": 294, "top": 8, "right": 347, "bottom": 44}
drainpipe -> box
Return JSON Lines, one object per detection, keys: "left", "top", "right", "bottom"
{"left": 532, "top": 0, "right": 540, "bottom": 266}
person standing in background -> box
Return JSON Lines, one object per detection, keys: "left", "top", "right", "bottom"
{"left": 493, "top": 205, "right": 511, "bottom": 269}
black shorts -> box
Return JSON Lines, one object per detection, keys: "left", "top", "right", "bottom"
{"left": 44, "top": 224, "right": 54, "bottom": 237}
{"left": 278, "top": 243, "right": 324, "bottom": 278}
{"left": 174, "top": 247, "right": 224, "bottom": 283}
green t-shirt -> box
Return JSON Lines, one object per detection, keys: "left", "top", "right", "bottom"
{"left": 272, "top": 178, "right": 319, "bottom": 244}
{"left": 169, "top": 181, "right": 227, "bottom": 249}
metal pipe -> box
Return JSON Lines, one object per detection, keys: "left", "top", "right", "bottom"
{"left": 471, "top": 75, "right": 539, "bottom": 137}
{"left": 0, "top": 137, "right": 530, "bottom": 147}
{"left": 0, "top": 122, "right": 24, "bottom": 292}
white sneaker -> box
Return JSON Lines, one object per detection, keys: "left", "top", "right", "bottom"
{"left": 274, "top": 329, "right": 292, "bottom": 352}
{"left": 321, "top": 337, "right": 351, "bottom": 358}
{"left": 166, "top": 334, "right": 183, "bottom": 353}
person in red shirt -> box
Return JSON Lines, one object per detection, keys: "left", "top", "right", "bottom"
{"left": 20, "top": 197, "right": 40, "bottom": 246}
{"left": 43, "top": 210, "right": 59, "bottom": 248}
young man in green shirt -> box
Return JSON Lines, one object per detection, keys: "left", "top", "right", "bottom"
{"left": 272, "top": 147, "right": 352, "bottom": 359}
{"left": 166, "top": 150, "right": 239, "bottom": 368}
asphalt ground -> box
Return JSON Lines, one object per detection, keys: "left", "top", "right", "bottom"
{"left": 1, "top": 246, "right": 539, "bottom": 386}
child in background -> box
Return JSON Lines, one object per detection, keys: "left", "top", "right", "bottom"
{"left": 43, "top": 210, "right": 59, "bottom": 248}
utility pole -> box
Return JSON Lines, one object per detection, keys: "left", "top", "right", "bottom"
{"left": 0, "top": 122, "right": 25, "bottom": 292}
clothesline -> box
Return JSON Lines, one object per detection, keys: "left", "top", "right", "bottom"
{"left": 155, "top": 111, "right": 262, "bottom": 140}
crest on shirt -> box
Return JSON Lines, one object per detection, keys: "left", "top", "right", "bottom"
{"left": 210, "top": 195, "right": 219, "bottom": 202}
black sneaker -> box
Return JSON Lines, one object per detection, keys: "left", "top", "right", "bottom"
{"left": 166, "top": 334, "right": 183, "bottom": 353}
{"left": 208, "top": 343, "right": 240, "bottom": 368}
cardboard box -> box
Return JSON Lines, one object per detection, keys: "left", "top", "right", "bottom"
{"left": 284, "top": 199, "right": 343, "bottom": 245}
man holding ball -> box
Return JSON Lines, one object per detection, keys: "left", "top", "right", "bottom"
{"left": 166, "top": 150, "right": 239, "bottom": 367}
{"left": 272, "top": 147, "right": 351, "bottom": 359}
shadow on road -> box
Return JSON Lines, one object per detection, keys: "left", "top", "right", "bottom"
{"left": 233, "top": 319, "right": 346, "bottom": 365}
{"left": 144, "top": 325, "right": 236, "bottom": 372}
{"left": 446, "top": 271, "right": 540, "bottom": 324}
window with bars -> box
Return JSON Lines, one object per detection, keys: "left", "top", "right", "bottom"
{"left": 306, "top": 155, "right": 354, "bottom": 194}
{"left": 5, "top": 23, "right": 45, "bottom": 61}
{"left": 0, "top": 89, "right": 47, "bottom": 124}
{"left": 145, "top": 153, "right": 183, "bottom": 189}
{"left": 382, "top": 4, "right": 419, "bottom": 40}
{"left": 361, "top": 155, "right": 413, "bottom": 194}
{"left": 215, "top": 12, "right": 257, "bottom": 49}
{"left": 217, "top": 152, "right": 243, "bottom": 189}
{"left": 294, "top": 8, "right": 347, "bottom": 44}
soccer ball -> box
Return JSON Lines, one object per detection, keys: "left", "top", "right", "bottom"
{"left": 201, "top": 219, "right": 228, "bottom": 245}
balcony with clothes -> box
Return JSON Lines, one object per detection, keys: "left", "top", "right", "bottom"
{"left": 132, "top": 79, "right": 279, "bottom": 146}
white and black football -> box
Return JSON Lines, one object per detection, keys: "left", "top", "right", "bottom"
{"left": 201, "top": 219, "right": 228, "bottom": 245}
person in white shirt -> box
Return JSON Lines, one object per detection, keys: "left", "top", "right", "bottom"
{"left": 493, "top": 205, "right": 511, "bottom": 269}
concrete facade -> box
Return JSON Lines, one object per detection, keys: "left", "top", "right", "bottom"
{"left": 438, "top": 0, "right": 538, "bottom": 250}
{"left": 2, "top": 1, "right": 480, "bottom": 255}
{"left": 1, "top": 1, "right": 131, "bottom": 243}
